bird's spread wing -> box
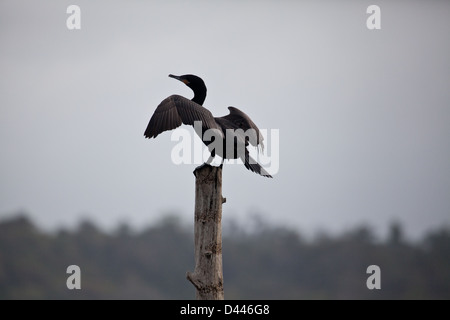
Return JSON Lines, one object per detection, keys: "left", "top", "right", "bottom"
{"left": 219, "top": 107, "right": 265, "bottom": 152}
{"left": 243, "top": 154, "right": 273, "bottom": 178}
{"left": 144, "top": 95, "right": 222, "bottom": 138}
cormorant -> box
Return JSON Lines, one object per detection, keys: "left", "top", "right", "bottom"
{"left": 144, "top": 74, "right": 272, "bottom": 178}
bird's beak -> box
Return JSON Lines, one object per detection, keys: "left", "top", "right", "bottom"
{"left": 168, "top": 74, "right": 180, "bottom": 80}
{"left": 169, "top": 74, "right": 189, "bottom": 84}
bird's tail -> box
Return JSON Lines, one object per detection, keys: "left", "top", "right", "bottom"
{"left": 242, "top": 154, "right": 273, "bottom": 178}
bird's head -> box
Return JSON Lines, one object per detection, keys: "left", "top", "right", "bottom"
{"left": 169, "top": 74, "right": 207, "bottom": 105}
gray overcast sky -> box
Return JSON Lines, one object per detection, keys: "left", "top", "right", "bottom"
{"left": 1, "top": 0, "right": 449, "bottom": 239}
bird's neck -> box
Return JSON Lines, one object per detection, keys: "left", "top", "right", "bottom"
{"left": 192, "top": 89, "right": 207, "bottom": 105}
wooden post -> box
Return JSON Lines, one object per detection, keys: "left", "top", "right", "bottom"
{"left": 186, "top": 164, "right": 226, "bottom": 300}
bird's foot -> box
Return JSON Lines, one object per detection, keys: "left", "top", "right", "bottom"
{"left": 193, "top": 162, "right": 213, "bottom": 176}
{"left": 195, "top": 162, "right": 212, "bottom": 171}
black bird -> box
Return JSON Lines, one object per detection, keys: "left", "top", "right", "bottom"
{"left": 144, "top": 74, "right": 272, "bottom": 178}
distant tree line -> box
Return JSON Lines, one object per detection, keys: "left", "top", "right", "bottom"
{"left": 0, "top": 213, "right": 449, "bottom": 299}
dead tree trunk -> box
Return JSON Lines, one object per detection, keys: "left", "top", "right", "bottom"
{"left": 186, "top": 164, "right": 226, "bottom": 300}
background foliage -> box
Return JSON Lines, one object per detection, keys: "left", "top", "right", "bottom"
{"left": 1, "top": 214, "right": 449, "bottom": 299}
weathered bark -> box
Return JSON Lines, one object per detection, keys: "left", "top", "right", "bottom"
{"left": 186, "top": 164, "right": 225, "bottom": 300}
